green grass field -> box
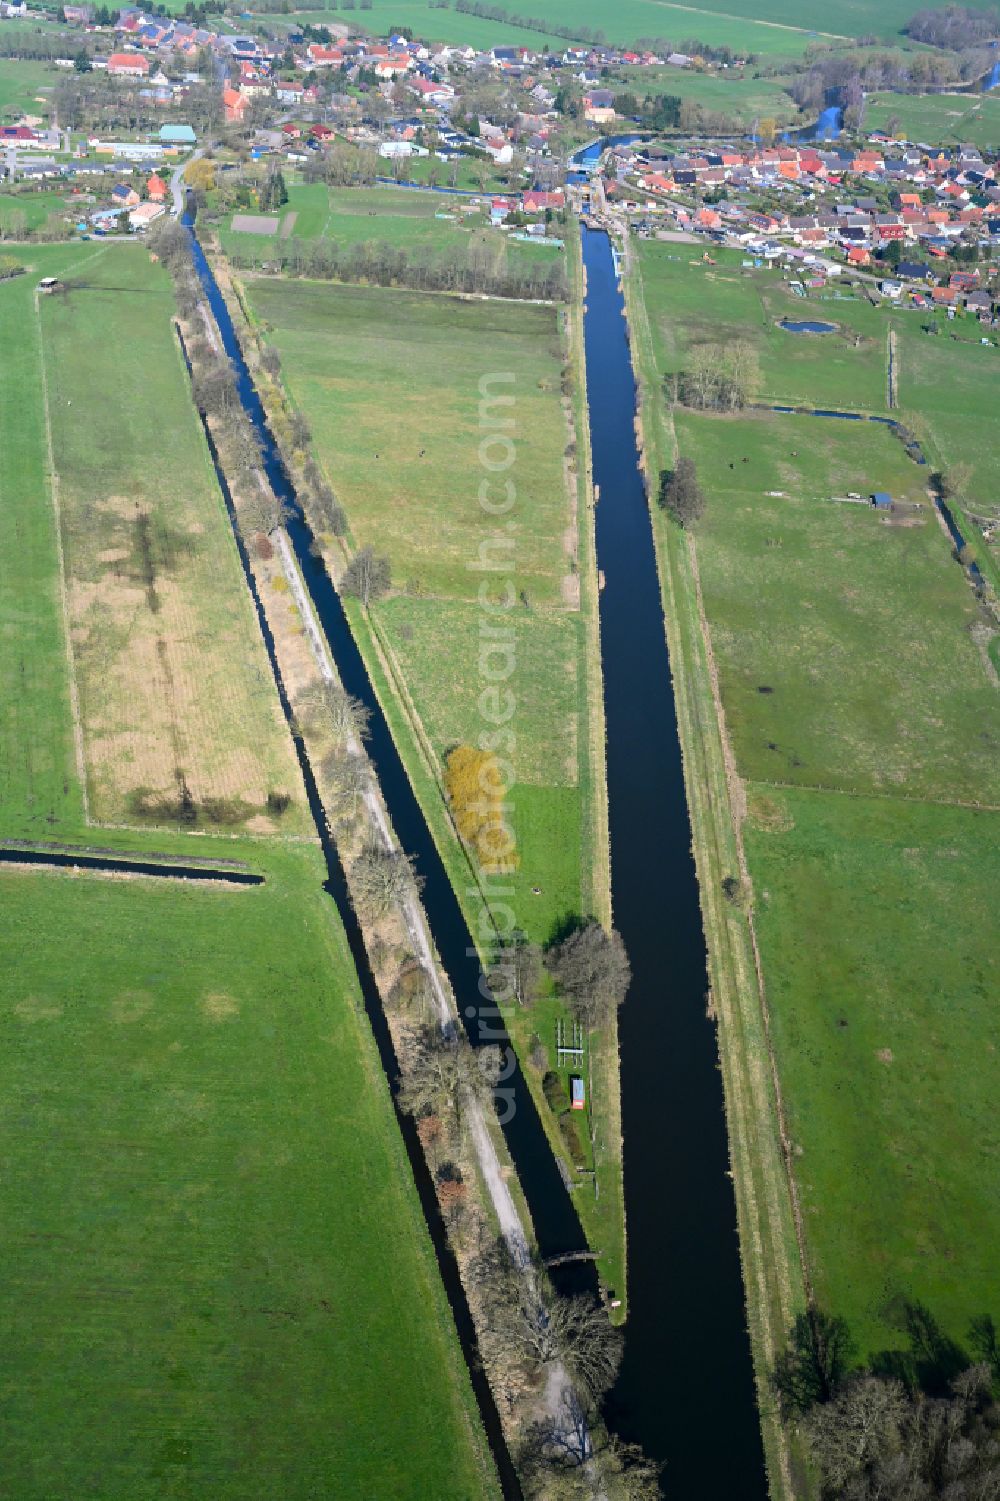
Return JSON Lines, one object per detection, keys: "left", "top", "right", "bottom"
{"left": 0, "top": 188, "right": 75, "bottom": 234}
{"left": 0, "top": 857, "right": 498, "bottom": 1501}
{"left": 684, "top": 416, "right": 999, "bottom": 803}
{"left": 249, "top": 0, "right": 821, "bottom": 52}
{"left": 244, "top": 276, "right": 583, "bottom": 921}
{"left": 639, "top": 242, "right": 894, "bottom": 411}
{"left": 238, "top": 259, "right": 624, "bottom": 1296}
{"left": 635, "top": 237, "right": 1000, "bottom": 1369}
{"left": 864, "top": 89, "right": 1000, "bottom": 150}
{"left": 614, "top": 64, "right": 802, "bottom": 126}
{"left": 0, "top": 57, "right": 56, "bottom": 119}
{"left": 0, "top": 241, "right": 307, "bottom": 836}
{"left": 746, "top": 790, "right": 1000, "bottom": 1359}
{"left": 221, "top": 183, "right": 560, "bottom": 269}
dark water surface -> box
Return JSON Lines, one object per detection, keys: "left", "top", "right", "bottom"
{"left": 582, "top": 226, "right": 767, "bottom": 1498}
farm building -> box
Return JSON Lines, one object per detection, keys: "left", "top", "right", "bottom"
{"left": 872, "top": 492, "right": 893, "bottom": 511}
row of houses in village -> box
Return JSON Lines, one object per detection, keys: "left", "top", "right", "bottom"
{"left": 618, "top": 138, "right": 1000, "bottom": 264}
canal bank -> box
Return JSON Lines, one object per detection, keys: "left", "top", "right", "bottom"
{"left": 615, "top": 224, "right": 808, "bottom": 1498}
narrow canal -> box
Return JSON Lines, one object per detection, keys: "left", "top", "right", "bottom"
{"left": 582, "top": 226, "right": 767, "bottom": 1495}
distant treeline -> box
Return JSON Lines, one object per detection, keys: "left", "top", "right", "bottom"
{"left": 906, "top": 4, "right": 1000, "bottom": 49}
{"left": 226, "top": 235, "right": 568, "bottom": 300}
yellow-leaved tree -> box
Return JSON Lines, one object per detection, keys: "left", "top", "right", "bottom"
{"left": 444, "top": 745, "right": 519, "bottom": 875}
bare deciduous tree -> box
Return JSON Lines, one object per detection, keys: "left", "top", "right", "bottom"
{"left": 349, "top": 839, "right": 422, "bottom": 920}
{"left": 341, "top": 545, "right": 392, "bottom": 607}
{"left": 320, "top": 747, "right": 371, "bottom": 824}
{"left": 298, "top": 679, "right": 370, "bottom": 747}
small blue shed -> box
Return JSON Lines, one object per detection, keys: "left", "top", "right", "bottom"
{"left": 872, "top": 492, "right": 893, "bottom": 511}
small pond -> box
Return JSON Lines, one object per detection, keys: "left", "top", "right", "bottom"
{"left": 780, "top": 319, "right": 837, "bottom": 334}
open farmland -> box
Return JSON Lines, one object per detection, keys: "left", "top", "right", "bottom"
{"left": 244, "top": 278, "right": 589, "bottom": 923}
{"left": 238, "top": 264, "right": 624, "bottom": 1297}
{"left": 863, "top": 89, "right": 1000, "bottom": 151}
{"left": 221, "top": 183, "right": 562, "bottom": 274}
{"left": 249, "top": 0, "right": 821, "bottom": 52}
{"left": 0, "top": 57, "right": 55, "bottom": 120}
{"left": 677, "top": 410, "right": 999, "bottom": 802}
{"left": 633, "top": 238, "right": 1000, "bottom": 1373}
{"left": 615, "top": 65, "right": 802, "bottom": 126}
{"left": 746, "top": 789, "right": 1000, "bottom": 1357}
{"left": 638, "top": 243, "right": 894, "bottom": 411}
{"left": 27, "top": 243, "right": 306, "bottom": 834}
{"left": 0, "top": 858, "right": 497, "bottom": 1501}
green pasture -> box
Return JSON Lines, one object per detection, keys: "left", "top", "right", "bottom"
{"left": 375, "top": 593, "right": 587, "bottom": 941}
{"left": 683, "top": 409, "right": 999, "bottom": 803}
{"left": 247, "top": 278, "right": 570, "bottom": 604}
{"left": 249, "top": 0, "right": 818, "bottom": 53}
{"left": 864, "top": 90, "right": 1000, "bottom": 150}
{"left": 0, "top": 858, "right": 497, "bottom": 1501}
{"left": 245, "top": 275, "right": 583, "bottom": 915}
{"left": 250, "top": 2, "right": 569, "bottom": 50}
{"left": 616, "top": 64, "right": 801, "bottom": 125}
{"left": 225, "top": 182, "right": 486, "bottom": 253}
{"left": 638, "top": 241, "right": 893, "bottom": 411}
{"left": 894, "top": 318, "right": 1000, "bottom": 514}
{"left": 0, "top": 188, "right": 75, "bottom": 234}
{"left": 747, "top": 788, "right": 1000, "bottom": 1359}
{"left": 0, "top": 57, "right": 56, "bottom": 119}
{"left": 0, "top": 243, "right": 88, "bottom": 841}
{"left": 222, "top": 184, "right": 558, "bottom": 267}
{"left": 0, "top": 240, "right": 305, "bottom": 838}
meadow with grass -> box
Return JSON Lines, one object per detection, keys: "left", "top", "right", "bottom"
{"left": 244, "top": 276, "right": 586, "bottom": 926}
{"left": 0, "top": 57, "right": 55, "bottom": 120}
{"left": 21, "top": 242, "right": 305, "bottom": 834}
{"left": 1, "top": 236, "right": 500, "bottom": 1500}
{"left": 633, "top": 236, "right": 1000, "bottom": 1380}
{"left": 0, "top": 858, "right": 498, "bottom": 1501}
{"left": 220, "top": 182, "right": 562, "bottom": 274}
{"left": 745, "top": 789, "right": 1000, "bottom": 1359}
{"left": 864, "top": 89, "right": 1000, "bottom": 150}
{"left": 236, "top": 248, "right": 625, "bottom": 1297}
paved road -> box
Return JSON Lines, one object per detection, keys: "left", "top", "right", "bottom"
{"left": 170, "top": 149, "right": 203, "bottom": 217}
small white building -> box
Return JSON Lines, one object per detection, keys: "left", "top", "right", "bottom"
{"left": 378, "top": 141, "right": 429, "bottom": 159}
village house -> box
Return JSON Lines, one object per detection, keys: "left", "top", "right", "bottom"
{"left": 107, "top": 51, "right": 150, "bottom": 77}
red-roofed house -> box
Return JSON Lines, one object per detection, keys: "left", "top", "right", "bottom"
{"left": 223, "top": 87, "right": 247, "bottom": 122}
{"left": 306, "top": 43, "right": 342, "bottom": 66}
{"left": 146, "top": 172, "right": 167, "bottom": 201}
{"left": 107, "top": 52, "right": 149, "bottom": 77}
{"left": 522, "top": 189, "right": 565, "bottom": 212}
{"left": 846, "top": 245, "right": 871, "bottom": 266}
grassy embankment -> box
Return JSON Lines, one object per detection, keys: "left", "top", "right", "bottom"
{"left": 629, "top": 237, "right": 1000, "bottom": 1492}
{"left": 231, "top": 243, "right": 627, "bottom": 1307}
{"left": 0, "top": 239, "right": 499, "bottom": 1498}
